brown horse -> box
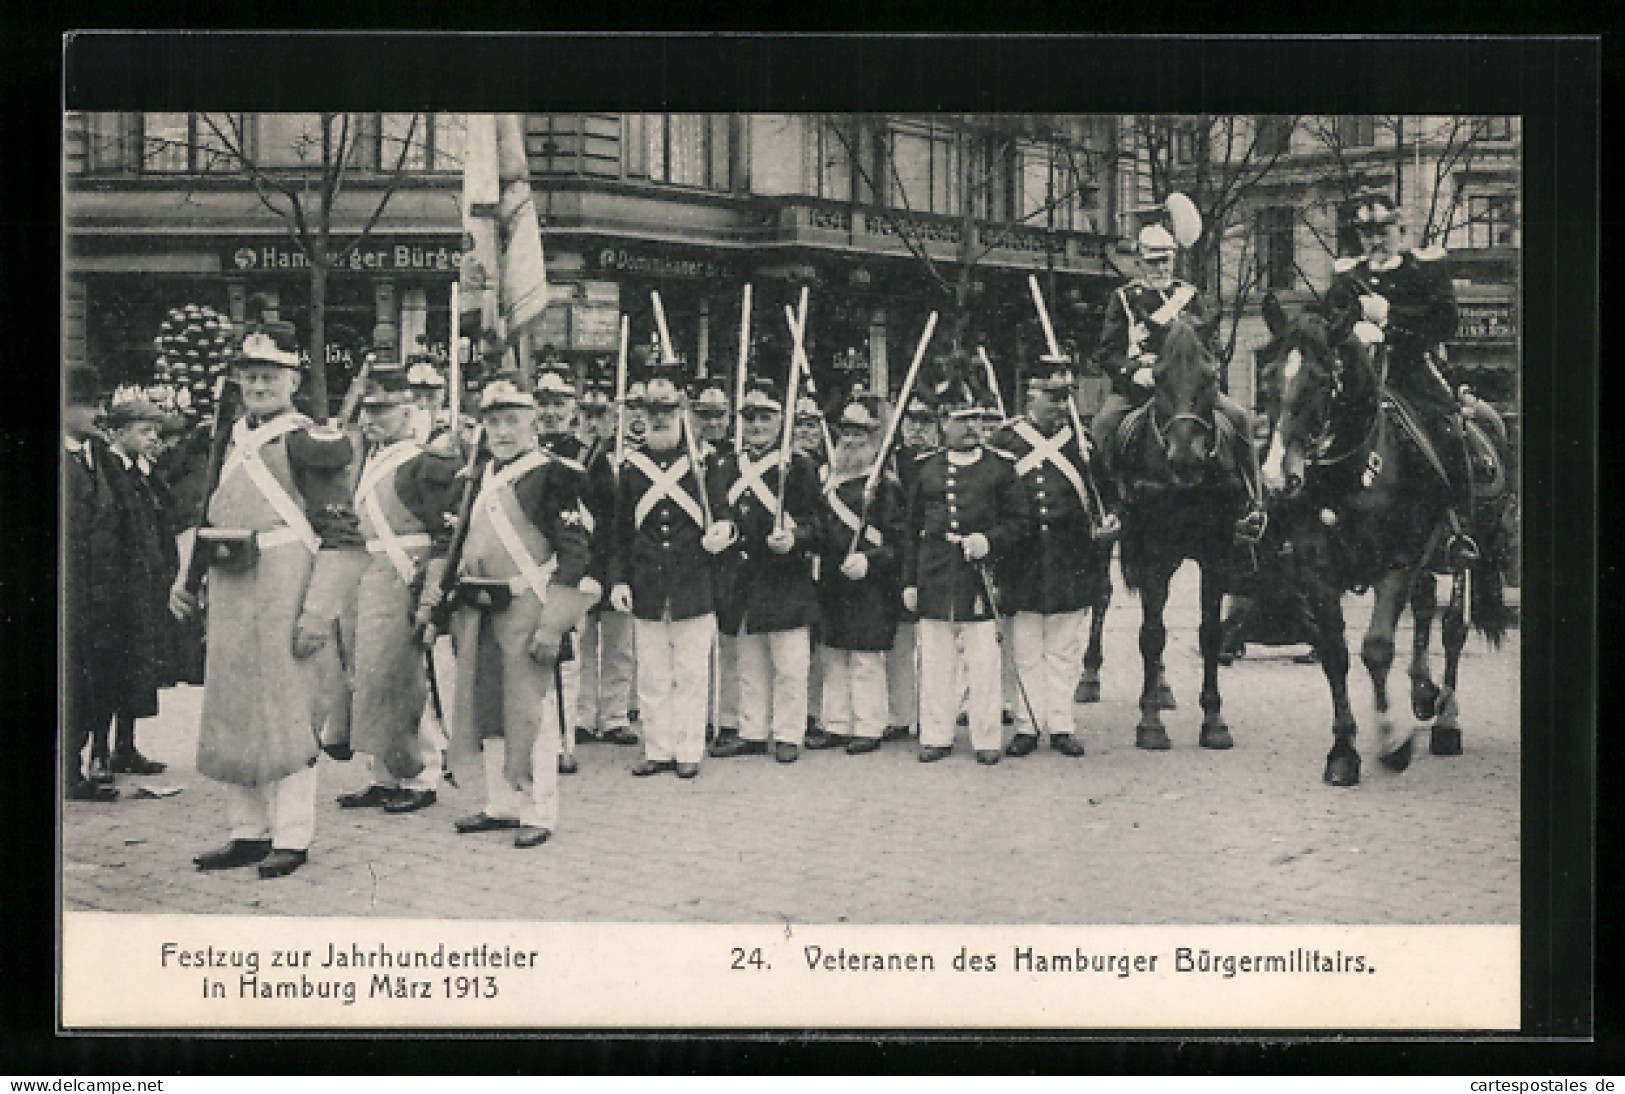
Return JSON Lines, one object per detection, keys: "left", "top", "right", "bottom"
{"left": 1106, "top": 319, "right": 1263, "bottom": 751}
{"left": 1256, "top": 296, "right": 1511, "bottom": 785}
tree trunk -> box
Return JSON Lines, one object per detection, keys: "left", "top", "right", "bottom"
{"left": 309, "top": 260, "right": 329, "bottom": 418}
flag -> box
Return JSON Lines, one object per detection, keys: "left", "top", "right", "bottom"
{"left": 459, "top": 114, "right": 500, "bottom": 328}
{"left": 495, "top": 114, "right": 549, "bottom": 336}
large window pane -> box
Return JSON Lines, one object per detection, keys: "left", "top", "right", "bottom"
{"left": 377, "top": 113, "right": 427, "bottom": 171}
{"left": 817, "top": 120, "right": 852, "bottom": 202}
{"left": 431, "top": 113, "right": 467, "bottom": 172}
{"left": 86, "top": 113, "right": 131, "bottom": 172}
{"left": 644, "top": 114, "right": 668, "bottom": 181}
{"left": 141, "top": 113, "right": 191, "bottom": 172}
{"left": 890, "top": 131, "right": 931, "bottom": 210}
{"left": 624, "top": 114, "right": 647, "bottom": 178}
{"left": 196, "top": 113, "right": 243, "bottom": 172}
{"left": 667, "top": 114, "right": 707, "bottom": 187}
{"left": 709, "top": 114, "right": 732, "bottom": 191}
{"left": 1020, "top": 146, "right": 1050, "bottom": 220}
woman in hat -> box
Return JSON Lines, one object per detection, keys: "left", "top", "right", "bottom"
{"left": 168, "top": 306, "right": 364, "bottom": 879}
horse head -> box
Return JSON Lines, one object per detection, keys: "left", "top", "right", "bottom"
{"left": 1257, "top": 293, "right": 1371, "bottom": 499}
{"left": 1150, "top": 318, "right": 1222, "bottom": 485}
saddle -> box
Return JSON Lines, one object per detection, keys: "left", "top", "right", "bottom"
{"left": 1381, "top": 388, "right": 1505, "bottom": 499}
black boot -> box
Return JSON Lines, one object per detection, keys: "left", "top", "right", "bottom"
{"left": 1441, "top": 424, "right": 1480, "bottom": 564}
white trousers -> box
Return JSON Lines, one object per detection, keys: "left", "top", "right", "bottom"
{"left": 540, "top": 647, "right": 581, "bottom": 746}
{"left": 635, "top": 613, "right": 717, "bottom": 764}
{"left": 1011, "top": 609, "right": 1085, "bottom": 738}
{"left": 735, "top": 625, "right": 810, "bottom": 745}
{"left": 918, "top": 620, "right": 1001, "bottom": 752}
{"left": 576, "top": 609, "right": 637, "bottom": 732}
{"left": 886, "top": 621, "right": 918, "bottom": 730}
{"left": 709, "top": 632, "right": 740, "bottom": 730}
{"left": 481, "top": 735, "right": 557, "bottom": 829}
{"left": 1001, "top": 615, "right": 1019, "bottom": 715}
{"left": 227, "top": 764, "right": 318, "bottom": 850}
{"left": 819, "top": 647, "right": 888, "bottom": 740}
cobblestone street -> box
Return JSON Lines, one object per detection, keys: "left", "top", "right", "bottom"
{"left": 61, "top": 568, "right": 1520, "bottom": 926}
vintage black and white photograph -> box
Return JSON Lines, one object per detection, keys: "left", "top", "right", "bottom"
{"left": 58, "top": 34, "right": 1558, "bottom": 1030}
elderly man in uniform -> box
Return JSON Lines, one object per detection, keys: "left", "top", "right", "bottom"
{"left": 882, "top": 394, "right": 938, "bottom": 742}
{"left": 168, "top": 312, "right": 363, "bottom": 878}
{"left": 901, "top": 358, "right": 1031, "bottom": 765}
{"left": 708, "top": 378, "right": 824, "bottom": 764}
{"left": 573, "top": 373, "right": 639, "bottom": 748}
{"left": 531, "top": 365, "right": 594, "bottom": 771}
{"left": 415, "top": 379, "right": 597, "bottom": 848}
{"left": 1090, "top": 223, "right": 1255, "bottom": 490}
{"left": 685, "top": 376, "right": 735, "bottom": 744}
{"left": 813, "top": 398, "right": 907, "bottom": 753}
{"left": 406, "top": 360, "right": 448, "bottom": 443}
{"left": 1321, "top": 188, "right": 1476, "bottom": 562}
{"left": 328, "top": 366, "right": 460, "bottom": 814}
{"left": 985, "top": 360, "right": 1109, "bottom": 759}
{"left": 606, "top": 368, "right": 726, "bottom": 778}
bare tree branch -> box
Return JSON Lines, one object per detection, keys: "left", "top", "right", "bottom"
{"left": 825, "top": 115, "right": 953, "bottom": 298}
{"left": 331, "top": 112, "right": 419, "bottom": 266}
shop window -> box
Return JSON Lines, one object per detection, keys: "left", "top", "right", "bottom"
{"left": 1461, "top": 194, "right": 1518, "bottom": 250}
{"left": 1254, "top": 205, "right": 1296, "bottom": 290}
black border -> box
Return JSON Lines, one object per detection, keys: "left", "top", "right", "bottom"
{"left": 14, "top": 31, "right": 1603, "bottom": 1073}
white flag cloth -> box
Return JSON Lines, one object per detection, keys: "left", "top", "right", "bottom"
{"left": 459, "top": 114, "right": 501, "bottom": 326}
{"left": 495, "top": 113, "right": 549, "bottom": 335}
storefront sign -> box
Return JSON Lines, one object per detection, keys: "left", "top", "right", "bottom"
{"left": 593, "top": 247, "right": 728, "bottom": 281}
{"left": 227, "top": 239, "right": 464, "bottom": 275}
{"left": 571, "top": 303, "right": 622, "bottom": 353}
{"left": 1453, "top": 303, "right": 1515, "bottom": 343}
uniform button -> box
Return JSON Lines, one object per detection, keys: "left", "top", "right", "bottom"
{"left": 1040, "top": 524, "right": 1050, "bottom": 533}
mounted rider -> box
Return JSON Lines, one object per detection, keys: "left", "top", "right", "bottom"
{"left": 1091, "top": 221, "right": 1258, "bottom": 512}
{"left": 1324, "top": 187, "right": 1477, "bottom": 564}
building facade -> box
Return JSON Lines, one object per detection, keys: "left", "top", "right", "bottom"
{"left": 65, "top": 113, "right": 1150, "bottom": 414}
{"left": 1135, "top": 114, "right": 1521, "bottom": 423}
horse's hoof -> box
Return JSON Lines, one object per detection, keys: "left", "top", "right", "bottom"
{"left": 1323, "top": 744, "right": 1361, "bottom": 787}
{"left": 1199, "top": 724, "right": 1234, "bottom": 750}
{"left": 1411, "top": 678, "right": 1441, "bottom": 720}
{"left": 1378, "top": 737, "right": 1414, "bottom": 773}
{"left": 1430, "top": 725, "right": 1463, "bottom": 756}
{"left": 1135, "top": 726, "right": 1172, "bottom": 751}
{"left": 1151, "top": 684, "right": 1177, "bottom": 710}
{"left": 1073, "top": 676, "right": 1101, "bottom": 704}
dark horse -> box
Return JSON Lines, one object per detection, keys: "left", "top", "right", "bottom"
{"left": 1256, "top": 297, "right": 1511, "bottom": 785}
{"left": 1105, "top": 319, "right": 1263, "bottom": 750}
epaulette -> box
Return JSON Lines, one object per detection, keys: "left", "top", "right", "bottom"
{"left": 1413, "top": 244, "right": 1448, "bottom": 262}
{"left": 1333, "top": 256, "right": 1362, "bottom": 275}
{"left": 286, "top": 422, "right": 355, "bottom": 469}
{"left": 913, "top": 447, "right": 939, "bottom": 461}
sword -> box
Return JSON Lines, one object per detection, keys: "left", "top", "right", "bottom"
{"left": 422, "top": 641, "right": 456, "bottom": 787}
{"left": 555, "top": 659, "right": 576, "bottom": 774}
{"left": 971, "top": 560, "right": 1041, "bottom": 737}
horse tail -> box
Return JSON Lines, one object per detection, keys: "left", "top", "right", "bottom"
{"left": 1468, "top": 499, "right": 1513, "bottom": 648}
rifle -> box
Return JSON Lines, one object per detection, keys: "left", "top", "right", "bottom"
{"left": 733, "top": 283, "right": 753, "bottom": 454}
{"left": 775, "top": 296, "right": 809, "bottom": 531}
{"left": 180, "top": 376, "right": 239, "bottom": 597}
{"left": 416, "top": 424, "right": 488, "bottom": 647}
{"left": 847, "top": 310, "right": 938, "bottom": 559}
{"left": 612, "top": 315, "right": 630, "bottom": 485}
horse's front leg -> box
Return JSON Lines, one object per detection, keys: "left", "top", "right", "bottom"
{"left": 1074, "top": 555, "right": 1111, "bottom": 704}
{"left": 1197, "top": 560, "right": 1233, "bottom": 749}
{"left": 1135, "top": 565, "right": 1174, "bottom": 751}
{"left": 1408, "top": 572, "right": 1442, "bottom": 719}
{"left": 1307, "top": 571, "right": 1360, "bottom": 786}
{"left": 1430, "top": 568, "right": 1470, "bottom": 756}
{"left": 1363, "top": 567, "right": 1416, "bottom": 772}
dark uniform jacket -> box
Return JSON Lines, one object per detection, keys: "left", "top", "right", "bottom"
{"left": 64, "top": 435, "right": 122, "bottom": 719}
{"left": 901, "top": 446, "right": 1031, "bottom": 623}
{"left": 891, "top": 443, "right": 936, "bottom": 624}
{"left": 1093, "top": 278, "right": 1219, "bottom": 398}
{"left": 712, "top": 448, "right": 822, "bottom": 636}
{"left": 1325, "top": 249, "right": 1459, "bottom": 420}
{"left": 815, "top": 472, "right": 907, "bottom": 651}
{"left": 359, "top": 439, "right": 463, "bottom": 558}
{"left": 609, "top": 443, "right": 723, "bottom": 624}
{"left": 986, "top": 417, "right": 1107, "bottom": 616}
{"left": 468, "top": 451, "right": 594, "bottom": 588}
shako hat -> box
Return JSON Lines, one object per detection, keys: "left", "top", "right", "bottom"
{"left": 836, "top": 399, "right": 882, "bottom": 433}
{"left": 478, "top": 378, "right": 536, "bottom": 412}
{"left": 1136, "top": 224, "right": 1178, "bottom": 258}
{"left": 794, "top": 395, "right": 824, "bottom": 423}
{"left": 1027, "top": 357, "right": 1077, "bottom": 394}
{"left": 921, "top": 351, "right": 995, "bottom": 418}
{"left": 533, "top": 366, "right": 576, "bottom": 400}
{"left": 361, "top": 363, "right": 413, "bottom": 407}
{"left": 406, "top": 361, "right": 445, "bottom": 389}
{"left": 1352, "top": 186, "right": 1399, "bottom": 227}
{"left": 236, "top": 293, "right": 302, "bottom": 370}
{"left": 739, "top": 377, "right": 784, "bottom": 414}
